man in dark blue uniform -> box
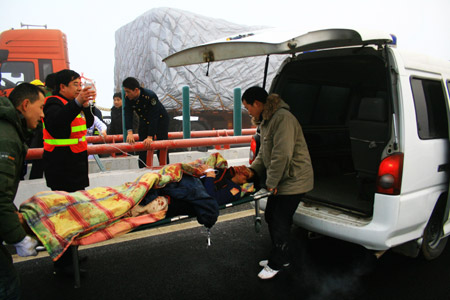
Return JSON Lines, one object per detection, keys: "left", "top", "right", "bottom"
{"left": 122, "top": 77, "right": 169, "bottom": 168}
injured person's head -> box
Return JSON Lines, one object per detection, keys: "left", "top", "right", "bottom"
{"left": 130, "top": 196, "right": 169, "bottom": 217}
{"left": 229, "top": 166, "right": 253, "bottom": 185}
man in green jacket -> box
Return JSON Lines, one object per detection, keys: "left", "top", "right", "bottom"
{"left": 0, "top": 83, "right": 45, "bottom": 299}
{"left": 242, "top": 86, "right": 314, "bottom": 280}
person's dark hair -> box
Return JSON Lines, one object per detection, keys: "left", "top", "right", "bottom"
{"left": 113, "top": 92, "right": 122, "bottom": 99}
{"left": 122, "top": 77, "right": 141, "bottom": 90}
{"left": 242, "top": 86, "right": 268, "bottom": 105}
{"left": 9, "top": 83, "right": 45, "bottom": 107}
{"left": 44, "top": 73, "right": 58, "bottom": 91}
{"left": 214, "top": 168, "right": 235, "bottom": 190}
{"left": 54, "top": 69, "right": 80, "bottom": 93}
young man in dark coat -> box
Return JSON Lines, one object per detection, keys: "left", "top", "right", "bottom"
{"left": 242, "top": 86, "right": 314, "bottom": 280}
{"left": 122, "top": 77, "right": 169, "bottom": 167}
{"left": 0, "top": 83, "right": 45, "bottom": 299}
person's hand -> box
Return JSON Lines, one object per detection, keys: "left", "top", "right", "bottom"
{"left": 14, "top": 236, "right": 38, "bottom": 257}
{"left": 205, "top": 170, "right": 216, "bottom": 178}
{"left": 247, "top": 168, "right": 255, "bottom": 180}
{"left": 267, "top": 187, "right": 278, "bottom": 195}
{"left": 198, "top": 165, "right": 208, "bottom": 173}
{"left": 199, "top": 165, "right": 216, "bottom": 177}
{"left": 126, "top": 131, "right": 135, "bottom": 144}
{"left": 76, "top": 87, "right": 96, "bottom": 107}
{"left": 100, "top": 130, "right": 107, "bottom": 137}
{"left": 143, "top": 136, "right": 153, "bottom": 148}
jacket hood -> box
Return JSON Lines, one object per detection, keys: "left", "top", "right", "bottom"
{"left": 0, "top": 97, "right": 26, "bottom": 140}
{"left": 251, "top": 94, "right": 290, "bottom": 125}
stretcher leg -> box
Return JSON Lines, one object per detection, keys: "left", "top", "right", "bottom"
{"left": 254, "top": 199, "right": 262, "bottom": 233}
{"left": 71, "top": 246, "right": 81, "bottom": 288}
{"left": 252, "top": 189, "right": 272, "bottom": 233}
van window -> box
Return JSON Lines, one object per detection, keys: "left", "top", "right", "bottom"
{"left": 0, "top": 61, "right": 34, "bottom": 89}
{"left": 411, "top": 78, "right": 448, "bottom": 139}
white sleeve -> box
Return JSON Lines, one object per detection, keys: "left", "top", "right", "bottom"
{"left": 94, "top": 116, "right": 107, "bottom": 132}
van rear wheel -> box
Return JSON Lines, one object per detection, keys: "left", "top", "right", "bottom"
{"left": 421, "top": 201, "right": 448, "bottom": 260}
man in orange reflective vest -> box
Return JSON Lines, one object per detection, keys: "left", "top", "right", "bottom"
{"left": 42, "top": 69, "right": 95, "bottom": 276}
{"left": 43, "top": 69, "right": 95, "bottom": 192}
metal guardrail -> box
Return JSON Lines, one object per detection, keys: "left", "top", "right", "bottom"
{"left": 85, "top": 128, "right": 256, "bottom": 144}
{"left": 25, "top": 129, "right": 256, "bottom": 168}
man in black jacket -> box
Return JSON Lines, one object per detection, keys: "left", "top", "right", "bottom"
{"left": 43, "top": 69, "right": 95, "bottom": 192}
{"left": 42, "top": 69, "right": 95, "bottom": 275}
{"left": 0, "top": 83, "right": 45, "bottom": 299}
{"left": 122, "top": 77, "right": 169, "bottom": 168}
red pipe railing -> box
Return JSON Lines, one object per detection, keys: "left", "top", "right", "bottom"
{"left": 86, "top": 128, "right": 256, "bottom": 144}
{"left": 26, "top": 135, "right": 253, "bottom": 168}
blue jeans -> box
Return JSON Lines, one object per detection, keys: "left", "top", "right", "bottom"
{"left": 0, "top": 245, "right": 20, "bottom": 300}
{"left": 265, "top": 193, "right": 303, "bottom": 270}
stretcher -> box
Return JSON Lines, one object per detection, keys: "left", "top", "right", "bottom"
{"left": 68, "top": 188, "right": 271, "bottom": 288}
{"left": 20, "top": 153, "right": 271, "bottom": 288}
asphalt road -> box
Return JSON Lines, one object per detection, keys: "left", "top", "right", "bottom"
{"left": 14, "top": 204, "right": 450, "bottom": 300}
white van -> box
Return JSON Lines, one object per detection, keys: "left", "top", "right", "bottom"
{"left": 164, "top": 28, "right": 450, "bottom": 260}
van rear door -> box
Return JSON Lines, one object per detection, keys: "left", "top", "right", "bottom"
{"left": 163, "top": 28, "right": 393, "bottom": 67}
{"left": 444, "top": 81, "right": 450, "bottom": 235}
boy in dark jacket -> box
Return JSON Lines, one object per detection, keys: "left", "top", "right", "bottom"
{"left": 108, "top": 92, "right": 124, "bottom": 135}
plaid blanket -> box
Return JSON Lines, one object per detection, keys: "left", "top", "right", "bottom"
{"left": 19, "top": 153, "right": 231, "bottom": 261}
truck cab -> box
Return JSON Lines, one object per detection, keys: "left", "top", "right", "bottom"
{"left": 0, "top": 28, "right": 69, "bottom": 96}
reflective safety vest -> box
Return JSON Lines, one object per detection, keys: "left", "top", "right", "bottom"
{"left": 43, "top": 96, "right": 88, "bottom": 153}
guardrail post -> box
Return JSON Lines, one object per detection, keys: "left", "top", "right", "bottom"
{"left": 121, "top": 87, "right": 127, "bottom": 143}
{"left": 182, "top": 86, "right": 191, "bottom": 139}
{"left": 233, "top": 87, "right": 242, "bottom": 136}
{"left": 146, "top": 150, "right": 154, "bottom": 168}
{"left": 159, "top": 148, "right": 168, "bottom": 165}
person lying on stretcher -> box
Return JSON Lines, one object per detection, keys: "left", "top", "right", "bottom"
{"left": 130, "top": 165, "right": 253, "bottom": 228}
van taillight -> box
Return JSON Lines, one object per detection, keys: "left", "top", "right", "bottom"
{"left": 376, "top": 153, "right": 404, "bottom": 195}
{"left": 249, "top": 137, "right": 257, "bottom": 164}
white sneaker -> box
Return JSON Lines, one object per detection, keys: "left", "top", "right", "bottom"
{"left": 259, "top": 259, "right": 290, "bottom": 268}
{"left": 259, "top": 260, "right": 268, "bottom": 267}
{"left": 258, "top": 265, "right": 279, "bottom": 280}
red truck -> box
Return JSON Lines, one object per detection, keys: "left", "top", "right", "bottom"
{"left": 0, "top": 27, "right": 69, "bottom": 96}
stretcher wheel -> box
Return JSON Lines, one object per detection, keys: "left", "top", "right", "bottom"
{"left": 254, "top": 217, "right": 262, "bottom": 233}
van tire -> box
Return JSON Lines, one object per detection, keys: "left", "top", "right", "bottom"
{"left": 421, "top": 197, "right": 448, "bottom": 260}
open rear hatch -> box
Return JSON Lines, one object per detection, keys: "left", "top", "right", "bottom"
{"left": 163, "top": 28, "right": 393, "bottom": 67}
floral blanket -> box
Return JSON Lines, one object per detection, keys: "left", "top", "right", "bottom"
{"left": 19, "top": 153, "right": 244, "bottom": 261}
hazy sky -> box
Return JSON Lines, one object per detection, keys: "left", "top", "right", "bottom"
{"left": 1, "top": 0, "right": 449, "bottom": 110}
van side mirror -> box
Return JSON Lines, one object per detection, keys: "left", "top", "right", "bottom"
{"left": 0, "top": 50, "right": 8, "bottom": 63}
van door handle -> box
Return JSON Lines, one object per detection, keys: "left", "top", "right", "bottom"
{"left": 438, "top": 163, "right": 450, "bottom": 172}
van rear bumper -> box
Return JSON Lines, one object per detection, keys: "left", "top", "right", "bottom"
{"left": 258, "top": 193, "right": 433, "bottom": 251}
